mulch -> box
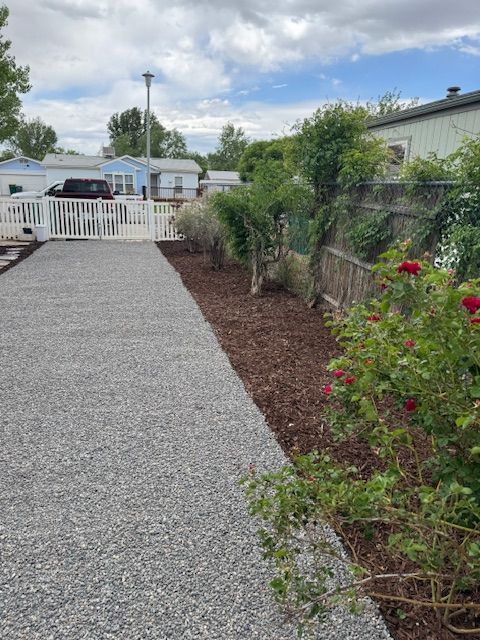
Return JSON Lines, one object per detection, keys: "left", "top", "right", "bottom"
{"left": 158, "top": 241, "right": 477, "bottom": 640}
{"left": 0, "top": 241, "right": 44, "bottom": 276}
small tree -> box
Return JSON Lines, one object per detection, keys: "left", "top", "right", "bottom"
{"left": 214, "top": 160, "right": 313, "bottom": 295}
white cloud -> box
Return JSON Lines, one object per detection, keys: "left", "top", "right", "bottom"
{"left": 4, "top": 0, "right": 479, "bottom": 152}
{"left": 458, "top": 44, "right": 480, "bottom": 56}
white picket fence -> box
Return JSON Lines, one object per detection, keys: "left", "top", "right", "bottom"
{"left": 0, "top": 197, "right": 181, "bottom": 241}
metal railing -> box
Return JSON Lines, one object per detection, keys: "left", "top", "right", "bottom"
{"left": 143, "top": 186, "right": 201, "bottom": 200}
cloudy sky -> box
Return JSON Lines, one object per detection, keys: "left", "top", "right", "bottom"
{"left": 5, "top": 0, "right": 480, "bottom": 155}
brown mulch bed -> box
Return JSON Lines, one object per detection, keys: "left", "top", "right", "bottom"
{"left": 0, "top": 241, "right": 44, "bottom": 275}
{"left": 158, "top": 241, "right": 478, "bottom": 640}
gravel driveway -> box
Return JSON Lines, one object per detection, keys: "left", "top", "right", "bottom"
{"left": 0, "top": 241, "right": 392, "bottom": 639}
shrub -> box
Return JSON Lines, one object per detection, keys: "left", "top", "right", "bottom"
{"left": 244, "top": 243, "right": 480, "bottom": 636}
{"left": 176, "top": 202, "right": 202, "bottom": 253}
{"left": 176, "top": 197, "right": 226, "bottom": 270}
{"left": 213, "top": 160, "right": 313, "bottom": 295}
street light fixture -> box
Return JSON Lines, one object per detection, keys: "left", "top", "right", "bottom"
{"left": 142, "top": 70, "right": 155, "bottom": 200}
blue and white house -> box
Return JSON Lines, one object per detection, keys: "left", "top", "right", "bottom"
{"left": 41, "top": 153, "right": 202, "bottom": 198}
{"left": 0, "top": 152, "right": 202, "bottom": 197}
{"left": 0, "top": 156, "right": 46, "bottom": 195}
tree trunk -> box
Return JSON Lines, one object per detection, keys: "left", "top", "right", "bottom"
{"left": 251, "top": 246, "right": 264, "bottom": 296}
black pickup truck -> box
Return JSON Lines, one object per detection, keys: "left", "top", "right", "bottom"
{"left": 54, "top": 178, "right": 114, "bottom": 200}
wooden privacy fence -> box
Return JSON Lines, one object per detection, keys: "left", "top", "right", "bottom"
{"left": 314, "top": 182, "right": 452, "bottom": 309}
{"left": 0, "top": 197, "right": 181, "bottom": 241}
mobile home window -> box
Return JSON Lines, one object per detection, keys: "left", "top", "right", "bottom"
{"left": 174, "top": 176, "right": 183, "bottom": 194}
{"left": 103, "top": 172, "right": 135, "bottom": 194}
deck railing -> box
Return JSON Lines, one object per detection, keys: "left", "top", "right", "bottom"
{"left": 142, "top": 186, "right": 201, "bottom": 200}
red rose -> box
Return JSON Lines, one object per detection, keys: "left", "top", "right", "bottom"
{"left": 404, "top": 340, "right": 416, "bottom": 348}
{"left": 462, "top": 297, "right": 480, "bottom": 314}
{"left": 333, "top": 370, "right": 345, "bottom": 378}
{"left": 470, "top": 318, "right": 480, "bottom": 325}
{"left": 322, "top": 384, "right": 333, "bottom": 395}
{"left": 397, "top": 261, "right": 422, "bottom": 276}
{"left": 404, "top": 398, "right": 416, "bottom": 412}
{"left": 367, "top": 314, "right": 381, "bottom": 322}
{"left": 344, "top": 376, "right": 355, "bottom": 385}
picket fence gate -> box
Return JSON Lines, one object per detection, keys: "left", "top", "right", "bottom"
{"left": 0, "top": 197, "right": 181, "bottom": 241}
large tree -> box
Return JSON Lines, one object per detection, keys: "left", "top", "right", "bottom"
{"left": 0, "top": 5, "right": 30, "bottom": 142}
{"left": 207, "top": 122, "right": 249, "bottom": 171}
{"left": 107, "top": 107, "right": 144, "bottom": 151}
{"left": 142, "top": 123, "right": 188, "bottom": 158}
{"left": 107, "top": 107, "right": 188, "bottom": 158}
{"left": 238, "top": 138, "right": 289, "bottom": 182}
{"left": 11, "top": 117, "right": 57, "bottom": 159}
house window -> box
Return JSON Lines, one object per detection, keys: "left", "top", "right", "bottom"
{"left": 174, "top": 176, "right": 183, "bottom": 195}
{"left": 387, "top": 139, "right": 410, "bottom": 171}
{"left": 103, "top": 172, "right": 135, "bottom": 194}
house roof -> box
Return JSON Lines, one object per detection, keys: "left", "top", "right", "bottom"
{"left": 143, "top": 158, "right": 202, "bottom": 173}
{"left": 42, "top": 153, "right": 202, "bottom": 174}
{"left": 204, "top": 170, "right": 241, "bottom": 182}
{"left": 367, "top": 89, "right": 480, "bottom": 129}
{"left": 42, "top": 154, "right": 105, "bottom": 167}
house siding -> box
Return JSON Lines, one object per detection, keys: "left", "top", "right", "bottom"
{"left": 100, "top": 159, "right": 141, "bottom": 174}
{"left": 370, "top": 107, "right": 480, "bottom": 160}
{"left": 0, "top": 174, "right": 46, "bottom": 195}
{"left": 159, "top": 171, "right": 198, "bottom": 190}
{"left": 0, "top": 158, "right": 45, "bottom": 172}
{"left": 100, "top": 159, "right": 141, "bottom": 192}
{"left": 0, "top": 157, "right": 46, "bottom": 195}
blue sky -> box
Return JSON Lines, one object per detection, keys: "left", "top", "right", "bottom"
{"left": 5, "top": 0, "right": 480, "bottom": 154}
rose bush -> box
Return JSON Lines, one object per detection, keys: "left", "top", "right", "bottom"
{"left": 326, "top": 241, "right": 480, "bottom": 496}
{"left": 244, "top": 243, "right": 480, "bottom": 636}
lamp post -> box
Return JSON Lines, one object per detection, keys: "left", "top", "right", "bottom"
{"left": 142, "top": 70, "right": 155, "bottom": 200}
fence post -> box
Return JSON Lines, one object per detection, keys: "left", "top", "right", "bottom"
{"left": 42, "top": 197, "right": 51, "bottom": 240}
{"left": 97, "top": 198, "right": 103, "bottom": 239}
{"left": 148, "top": 199, "right": 155, "bottom": 241}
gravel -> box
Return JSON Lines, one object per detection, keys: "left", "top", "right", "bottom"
{"left": 0, "top": 241, "right": 393, "bottom": 639}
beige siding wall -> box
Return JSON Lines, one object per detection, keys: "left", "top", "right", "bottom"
{"left": 370, "top": 107, "right": 480, "bottom": 160}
